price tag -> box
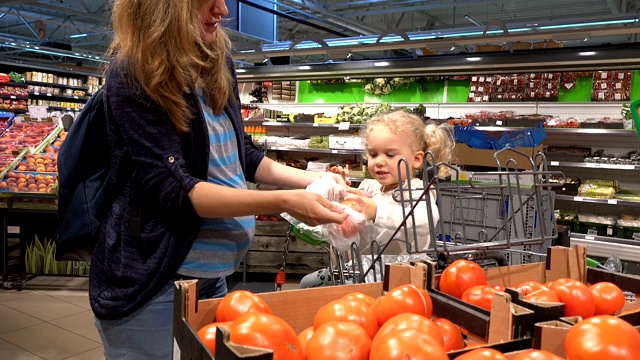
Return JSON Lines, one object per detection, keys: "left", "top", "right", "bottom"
{"left": 607, "top": 199, "right": 618, "bottom": 205}
{"left": 34, "top": 92, "right": 39, "bottom": 95}
{"left": 585, "top": 235, "right": 595, "bottom": 240}
{"left": 331, "top": 150, "right": 338, "bottom": 154}
{"left": 10, "top": 95, "right": 16, "bottom": 99}
{"left": 621, "top": 165, "right": 635, "bottom": 170}
{"left": 573, "top": 196, "right": 583, "bottom": 202}
{"left": 73, "top": 96, "right": 78, "bottom": 99}
{"left": 312, "top": 123, "right": 319, "bottom": 127}
{"left": 550, "top": 161, "right": 559, "bottom": 166}
{"left": 495, "top": 120, "right": 503, "bottom": 126}
{"left": 46, "top": 93, "right": 52, "bottom": 96}
{"left": 586, "top": 163, "right": 597, "bottom": 168}
{"left": 338, "top": 122, "right": 350, "bottom": 130}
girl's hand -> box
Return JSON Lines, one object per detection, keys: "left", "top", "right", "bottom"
{"left": 284, "top": 190, "right": 348, "bottom": 226}
{"left": 328, "top": 166, "right": 351, "bottom": 187}
{"left": 343, "top": 194, "right": 377, "bottom": 221}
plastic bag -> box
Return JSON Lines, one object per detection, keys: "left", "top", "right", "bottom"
{"left": 281, "top": 176, "right": 373, "bottom": 252}
{"left": 359, "top": 253, "right": 434, "bottom": 283}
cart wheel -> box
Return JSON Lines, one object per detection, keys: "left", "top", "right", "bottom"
{"left": 3, "top": 281, "right": 14, "bottom": 290}
{"left": 14, "top": 281, "right": 26, "bottom": 291}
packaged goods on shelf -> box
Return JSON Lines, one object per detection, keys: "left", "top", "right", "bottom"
{"left": 577, "top": 213, "right": 617, "bottom": 237}
{"left": 328, "top": 134, "right": 363, "bottom": 150}
{"left": 306, "top": 158, "right": 342, "bottom": 172}
{"left": 617, "top": 218, "right": 640, "bottom": 240}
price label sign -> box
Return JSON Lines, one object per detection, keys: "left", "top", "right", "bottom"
{"left": 28, "top": 106, "right": 48, "bottom": 119}
{"left": 338, "top": 122, "right": 350, "bottom": 130}
{"left": 550, "top": 161, "right": 559, "bottom": 166}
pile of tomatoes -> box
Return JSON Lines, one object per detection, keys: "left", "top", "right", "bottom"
{"left": 195, "top": 259, "right": 640, "bottom": 359}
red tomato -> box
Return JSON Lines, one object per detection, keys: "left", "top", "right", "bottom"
{"left": 305, "top": 321, "right": 371, "bottom": 360}
{"left": 522, "top": 288, "right": 560, "bottom": 303}
{"left": 228, "top": 312, "right": 303, "bottom": 360}
{"left": 342, "top": 292, "right": 376, "bottom": 307}
{"left": 374, "top": 313, "right": 444, "bottom": 347}
{"left": 461, "top": 285, "right": 499, "bottom": 311}
{"left": 370, "top": 329, "right": 448, "bottom": 360}
{"left": 439, "top": 259, "right": 488, "bottom": 299}
{"left": 434, "top": 317, "right": 465, "bottom": 351}
{"left": 196, "top": 321, "right": 232, "bottom": 355}
{"left": 455, "top": 348, "right": 509, "bottom": 359}
{"left": 313, "top": 299, "right": 378, "bottom": 339}
{"left": 297, "top": 326, "right": 314, "bottom": 354}
{"left": 565, "top": 315, "right": 640, "bottom": 359}
{"left": 374, "top": 284, "right": 433, "bottom": 326}
{"left": 589, "top": 282, "right": 626, "bottom": 316}
{"left": 215, "top": 290, "right": 272, "bottom": 322}
{"left": 547, "top": 278, "right": 595, "bottom": 318}
{"left": 511, "top": 349, "right": 564, "bottom": 359}
{"left": 514, "top": 280, "right": 546, "bottom": 297}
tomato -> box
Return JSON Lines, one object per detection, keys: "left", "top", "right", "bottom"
{"left": 511, "top": 349, "right": 564, "bottom": 359}
{"left": 374, "top": 313, "right": 444, "bottom": 347}
{"left": 455, "top": 348, "right": 508, "bottom": 359}
{"left": 490, "top": 285, "right": 506, "bottom": 292}
{"left": 196, "top": 321, "right": 232, "bottom": 355}
{"left": 342, "top": 292, "right": 376, "bottom": 307}
{"left": 589, "top": 282, "right": 626, "bottom": 316}
{"left": 461, "top": 285, "right": 499, "bottom": 311}
{"left": 522, "top": 288, "right": 560, "bottom": 303}
{"left": 434, "top": 317, "right": 465, "bottom": 351}
{"left": 313, "top": 299, "right": 378, "bottom": 339}
{"left": 215, "top": 290, "right": 272, "bottom": 322}
{"left": 547, "top": 278, "right": 595, "bottom": 318}
{"left": 297, "top": 326, "right": 314, "bottom": 354}
{"left": 565, "top": 315, "right": 640, "bottom": 359}
{"left": 439, "top": 259, "right": 487, "bottom": 299}
{"left": 514, "top": 280, "right": 546, "bottom": 297}
{"left": 370, "top": 329, "right": 448, "bottom": 360}
{"left": 374, "top": 284, "right": 433, "bottom": 326}
{"left": 229, "top": 312, "right": 303, "bottom": 360}
{"left": 305, "top": 321, "right": 371, "bottom": 360}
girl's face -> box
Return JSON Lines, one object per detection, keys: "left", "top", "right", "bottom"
{"left": 199, "top": 0, "right": 228, "bottom": 43}
{"left": 366, "top": 125, "right": 424, "bottom": 191}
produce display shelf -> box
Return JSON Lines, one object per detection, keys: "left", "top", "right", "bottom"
{"left": 472, "top": 127, "right": 635, "bottom": 134}
{"left": 30, "top": 92, "right": 89, "bottom": 101}
{"left": 24, "top": 80, "right": 89, "bottom": 91}
{"left": 555, "top": 194, "right": 640, "bottom": 207}
{"left": 262, "top": 121, "right": 364, "bottom": 129}
{"left": 547, "top": 161, "right": 640, "bottom": 170}
{"left": 267, "top": 146, "right": 362, "bottom": 155}
{"left": 570, "top": 233, "right": 640, "bottom": 263}
{"left": 0, "top": 95, "right": 28, "bottom": 100}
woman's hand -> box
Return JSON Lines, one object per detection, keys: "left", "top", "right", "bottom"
{"left": 284, "top": 190, "right": 348, "bottom": 226}
{"left": 343, "top": 194, "right": 377, "bottom": 221}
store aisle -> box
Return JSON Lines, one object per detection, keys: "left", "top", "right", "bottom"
{"left": 0, "top": 274, "right": 302, "bottom": 359}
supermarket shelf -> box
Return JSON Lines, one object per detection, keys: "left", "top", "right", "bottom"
{"left": 471, "top": 126, "right": 633, "bottom": 134}
{"left": 3, "top": 82, "right": 28, "bottom": 88}
{"left": 0, "top": 95, "right": 28, "bottom": 100}
{"left": 555, "top": 194, "right": 640, "bottom": 207}
{"left": 30, "top": 92, "right": 89, "bottom": 101}
{"left": 571, "top": 233, "right": 640, "bottom": 263}
{"left": 547, "top": 161, "right": 640, "bottom": 171}
{"left": 262, "top": 121, "right": 363, "bottom": 129}
{"left": 266, "top": 146, "right": 363, "bottom": 155}
{"left": 24, "top": 80, "right": 88, "bottom": 91}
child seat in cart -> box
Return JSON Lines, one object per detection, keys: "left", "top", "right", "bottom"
{"left": 297, "top": 147, "right": 566, "bottom": 286}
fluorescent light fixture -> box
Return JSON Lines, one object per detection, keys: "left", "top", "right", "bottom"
{"left": 374, "top": 62, "right": 390, "bottom": 66}
{"left": 466, "top": 57, "right": 482, "bottom": 61}
{"left": 236, "top": 69, "right": 247, "bottom": 73}
{"left": 464, "top": 15, "right": 484, "bottom": 27}
{"left": 298, "top": 65, "right": 311, "bottom": 70}
{"left": 579, "top": 51, "right": 597, "bottom": 56}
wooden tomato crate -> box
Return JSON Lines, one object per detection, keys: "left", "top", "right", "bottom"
{"left": 243, "top": 221, "right": 328, "bottom": 274}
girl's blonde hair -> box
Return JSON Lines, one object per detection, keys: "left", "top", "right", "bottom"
{"left": 106, "top": 0, "right": 233, "bottom": 134}
{"left": 363, "top": 110, "right": 455, "bottom": 178}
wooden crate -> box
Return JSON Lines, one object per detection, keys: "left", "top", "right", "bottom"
{"left": 243, "top": 221, "right": 329, "bottom": 274}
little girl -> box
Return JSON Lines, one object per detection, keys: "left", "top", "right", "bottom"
{"left": 342, "top": 110, "right": 454, "bottom": 254}
{"left": 301, "top": 111, "right": 454, "bottom": 287}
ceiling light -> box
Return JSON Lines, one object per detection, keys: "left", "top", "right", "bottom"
{"left": 464, "top": 15, "right": 484, "bottom": 27}
{"left": 374, "top": 62, "right": 390, "bottom": 66}
{"left": 466, "top": 57, "right": 481, "bottom": 61}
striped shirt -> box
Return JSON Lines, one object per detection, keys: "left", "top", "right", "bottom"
{"left": 177, "top": 93, "right": 255, "bottom": 278}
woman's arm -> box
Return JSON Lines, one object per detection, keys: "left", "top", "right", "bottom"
{"left": 255, "top": 157, "right": 348, "bottom": 189}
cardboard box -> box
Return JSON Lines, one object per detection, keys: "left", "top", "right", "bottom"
{"left": 173, "top": 263, "right": 429, "bottom": 360}
{"left": 454, "top": 143, "right": 543, "bottom": 170}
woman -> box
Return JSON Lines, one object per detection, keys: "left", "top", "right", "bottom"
{"left": 92, "top": 0, "right": 347, "bottom": 358}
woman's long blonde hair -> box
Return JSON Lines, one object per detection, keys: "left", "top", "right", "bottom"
{"left": 363, "top": 110, "right": 455, "bottom": 178}
{"left": 107, "top": 0, "right": 233, "bottom": 134}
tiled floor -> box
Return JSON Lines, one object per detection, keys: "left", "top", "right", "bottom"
{"left": 0, "top": 274, "right": 301, "bottom": 360}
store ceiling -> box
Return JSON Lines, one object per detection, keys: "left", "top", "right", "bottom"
{"left": 0, "top": 0, "right": 639, "bottom": 75}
